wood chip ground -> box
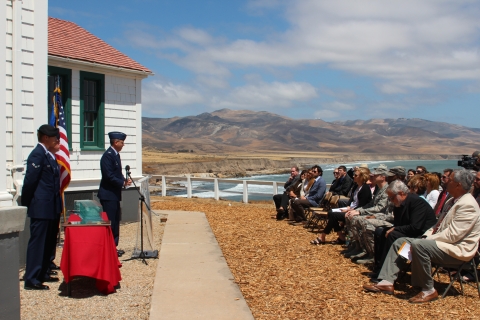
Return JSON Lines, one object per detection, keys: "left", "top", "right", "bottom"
{"left": 20, "top": 197, "right": 480, "bottom": 319}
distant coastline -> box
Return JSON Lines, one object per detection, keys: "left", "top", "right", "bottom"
{"left": 143, "top": 153, "right": 460, "bottom": 178}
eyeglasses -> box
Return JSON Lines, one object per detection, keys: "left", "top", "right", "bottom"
{"left": 333, "top": 172, "right": 339, "bottom": 175}
{"left": 416, "top": 170, "right": 423, "bottom": 174}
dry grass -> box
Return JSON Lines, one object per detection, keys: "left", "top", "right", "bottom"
{"left": 153, "top": 197, "right": 480, "bottom": 320}
{"left": 20, "top": 214, "right": 166, "bottom": 320}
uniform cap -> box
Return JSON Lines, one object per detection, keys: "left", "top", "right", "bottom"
{"left": 38, "top": 124, "right": 59, "bottom": 137}
{"left": 108, "top": 131, "right": 127, "bottom": 141}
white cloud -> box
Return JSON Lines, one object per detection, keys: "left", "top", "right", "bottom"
{"left": 129, "top": 0, "right": 480, "bottom": 119}
{"left": 211, "top": 81, "right": 318, "bottom": 109}
{"left": 142, "top": 81, "right": 205, "bottom": 115}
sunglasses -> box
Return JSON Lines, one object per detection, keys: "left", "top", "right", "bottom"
{"left": 333, "top": 172, "right": 339, "bottom": 174}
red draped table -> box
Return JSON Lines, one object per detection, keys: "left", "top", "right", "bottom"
{"left": 60, "top": 213, "right": 122, "bottom": 295}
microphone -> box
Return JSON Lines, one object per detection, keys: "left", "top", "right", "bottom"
{"left": 125, "top": 165, "right": 131, "bottom": 177}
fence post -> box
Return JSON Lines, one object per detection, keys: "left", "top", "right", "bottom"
{"left": 272, "top": 181, "right": 278, "bottom": 196}
{"left": 162, "top": 176, "right": 166, "bottom": 197}
{"left": 243, "top": 180, "right": 248, "bottom": 203}
{"left": 214, "top": 178, "right": 219, "bottom": 200}
{"left": 186, "top": 175, "right": 192, "bottom": 198}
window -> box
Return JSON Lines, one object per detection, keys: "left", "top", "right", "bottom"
{"left": 47, "top": 66, "right": 72, "bottom": 149}
{"left": 80, "top": 71, "right": 105, "bottom": 150}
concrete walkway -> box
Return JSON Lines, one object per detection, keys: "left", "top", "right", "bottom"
{"left": 149, "top": 210, "right": 254, "bottom": 320}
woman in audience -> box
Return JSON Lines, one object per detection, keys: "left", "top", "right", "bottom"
{"left": 407, "top": 169, "right": 415, "bottom": 182}
{"left": 424, "top": 173, "right": 440, "bottom": 208}
{"left": 407, "top": 175, "right": 427, "bottom": 200}
{"left": 286, "top": 170, "right": 308, "bottom": 220}
{"left": 310, "top": 167, "right": 372, "bottom": 245}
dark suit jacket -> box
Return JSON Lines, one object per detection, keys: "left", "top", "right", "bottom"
{"left": 393, "top": 193, "right": 436, "bottom": 237}
{"left": 97, "top": 147, "right": 125, "bottom": 201}
{"left": 348, "top": 183, "right": 372, "bottom": 209}
{"left": 21, "top": 144, "right": 62, "bottom": 219}
{"left": 284, "top": 175, "right": 300, "bottom": 191}
{"left": 307, "top": 176, "right": 327, "bottom": 206}
{"left": 329, "top": 174, "right": 353, "bottom": 197}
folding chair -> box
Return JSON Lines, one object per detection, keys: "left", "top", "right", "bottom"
{"left": 306, "top": 195, "right": 339, "bottom": 232}
{"left": 432, "top": 252, "right": 480, "bottom": 298}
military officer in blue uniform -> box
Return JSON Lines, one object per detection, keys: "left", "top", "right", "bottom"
{"left": 98, "top": 132, "right": 131, "bottom": 256}
{"left": 22, "top": 125, "right": 63, "bottom": 290}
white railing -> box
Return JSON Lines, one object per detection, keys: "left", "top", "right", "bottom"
{"left": 151, "top": 175, "right": 282, "bottom": 203}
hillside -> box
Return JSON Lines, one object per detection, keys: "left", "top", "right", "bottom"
{"left": 142, "top": 109, "right": 480, "bottom": 155}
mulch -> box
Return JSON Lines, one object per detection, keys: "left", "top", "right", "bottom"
{"left": 152, "top": 197, "right": 480, "bottom": 320}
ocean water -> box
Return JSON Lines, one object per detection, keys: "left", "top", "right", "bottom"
{"left": 165, "top": 159, "right": 462, "bottom": 202}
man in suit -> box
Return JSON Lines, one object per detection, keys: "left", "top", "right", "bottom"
{"left": 363, "top": 169, "right": 480, "bottom": 303}
{"left": 373, "top": 180, "right": 436, "bottom": 272}
{"left": 97, "top": 132, "right": 132, "bottom": 257}
{"left": 22, "top": 125, "right": 63, "bottom": 290}
{"left": 434, "top": 168, "right": 453, "bottom": 216}
{"left": 329, "top": 165, "right": 353, "bottom": 197}
{"left": 290, "top": 165, "right": 326, "bottom": 225}
{"left": 272, "top": 166, "right": 300, "bottom": 220}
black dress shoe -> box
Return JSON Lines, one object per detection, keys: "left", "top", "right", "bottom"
{"left": 25, "top": 283, "right": 49, "bottom": 290}
{"left": 117, "top": 250, "right": 123, "bottom": 257}
{"left": 47, "top": 270, "right": 58, "bottom": 276}
{"left": 43, "top": 276, "right": 59, "bottom": 282}
{"left": 117, "top": 249, "right": 125, "bottom": 255}
{"left": 50, "top": 264, "right": 60, "bottom": 270}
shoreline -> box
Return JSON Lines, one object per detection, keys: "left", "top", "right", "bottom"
{"left": 144, "top": 153, "right": 459, "bottom": 178}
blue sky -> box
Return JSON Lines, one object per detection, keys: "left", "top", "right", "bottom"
{"left": 49, "top": 0, "right": 480, "bottom": 128}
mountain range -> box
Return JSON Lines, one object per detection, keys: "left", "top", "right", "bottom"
{"left": 142, "top": 109, "right": 480, "bottom": 155}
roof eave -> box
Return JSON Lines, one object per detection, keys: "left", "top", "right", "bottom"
{"left": 48, "top": 55, "right": 154, "bottom": 78}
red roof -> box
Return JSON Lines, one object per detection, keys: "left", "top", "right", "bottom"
{"left": 48, "top": 17, "right": 152, "bottom": 74}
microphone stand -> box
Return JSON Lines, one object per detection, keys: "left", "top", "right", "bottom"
{"left": 123, "top": 170, "right": 151, "bottom": 265}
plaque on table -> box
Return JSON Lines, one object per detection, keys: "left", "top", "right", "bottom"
{"left": 64, "top": 200, "right": 110, "bottom": 226}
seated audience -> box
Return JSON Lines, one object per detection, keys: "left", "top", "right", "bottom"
{"left": 387, "top": 166, "right": 406, "bottom": 184}
{"left": 433, "top": 168, "right": 453, "bottom": 216}
{"left": 424, "top": 173, "right": 440, "bottom": 209}
{"left": 416, "top": 165, "right": 428, "bottom": 175}
{"left": 290, "top": 165, "right": 326, "bottom": 225}
{"left": 363, "top": 169, "right": 480, "bottom": 303}
{"left": 310, "top": 167, "right": 372, "bottom": 245}
{"left": 406, "top": 169, "right": 415, "bottom": 182}
{"left": 372, "top": 180, "right": 436, "bottom": 274}
{"left": 282, "top": 170, "right": 308, "bottom": 221}
{"left": 329, "top": 165, "right": 353, "bottom": 197}
{"left": 471, "top": 170, "right": 480, "bottom": 206}
{"left": 273, "top": 166, "right": 300, "bottom": 219}
{"left": 407, "top": 175, "right": 427, "bottom": 199}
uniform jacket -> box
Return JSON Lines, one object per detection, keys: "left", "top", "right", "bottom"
{"left": 358, "top": 183, "right": 389, "bottom": 216}
{"left": 392, "top": 193, "right": 436, "bottom": 238}
{"left": 97, "top": 147, "right": 125, "bottom": 201}
{"left": 428, "top": 193, "right": 480, "bottom": 261}
{"left": 21, "top": 144, "right": 62, "bottom": 219}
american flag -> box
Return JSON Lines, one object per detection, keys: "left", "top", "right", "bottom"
{"left": 52, "top": 84, "right": 71, "bottom": 194}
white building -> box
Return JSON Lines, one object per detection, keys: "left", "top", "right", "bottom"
{"left": 2, "top": 1, "right": 152, "bottom": 207}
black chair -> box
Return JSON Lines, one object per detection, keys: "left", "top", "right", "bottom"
{"left": 431, "top": 252, "right": 480, "bottom": 298}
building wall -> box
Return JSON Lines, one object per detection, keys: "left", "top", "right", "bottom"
{"left": 47, "top": 64, "right": 145, "bottom": 191}
{"left": 4, "top": 0, "right": 47, "bottom": 201}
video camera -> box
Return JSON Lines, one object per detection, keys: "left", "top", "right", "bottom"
{"left": 458, "top": 155, "right": 477, "bottom": 169}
